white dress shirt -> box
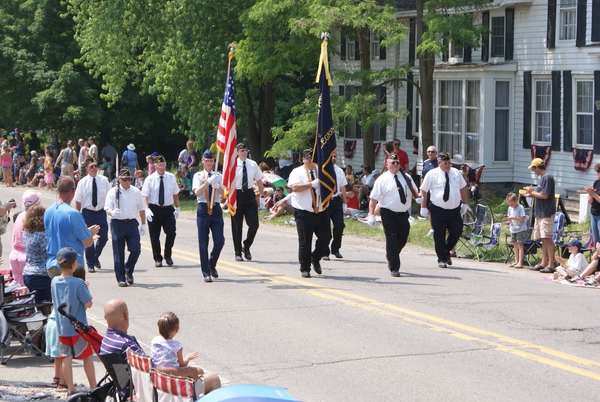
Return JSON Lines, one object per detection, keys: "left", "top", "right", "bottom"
{"left": 105, "top": 185, "right": 145, "bottom": 220}
{"left": 234, "top": 158, "right": 262, "bottom": 190}
{"left": 141, "top": 172, "right": 180, "bottom": 206}
{"left": 334, "top": 165, "right": 348, "bottom": 196}
{"left": 420, "top": 167, "right": 467, "bottom": 210}
{"left": 370, "top": 171, "right": 418, "bottom": 212}
{"left": 74, "top": 174, "right": 112, "bottom": 211}
{"left": 288, "top": 165, "right": 322, "bottom": 213}
{"left": 192, "top": 171, "right": 222, "bottom": 204}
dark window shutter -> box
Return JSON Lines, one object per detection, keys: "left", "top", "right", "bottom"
{"left": 409, "top": 18, "right": 416, "bottom": 66}
{"left": 593, "top": 0, "right": 600, "bottom": 42}
{"left": 339, "top": 86, "right": 346, "bottom": 137}
{"left": 355, "top": 39, "right": 360, "bottom": 61}
{"left": 563, "top": 71, "right": 572, "bottom": 151}
{"left": 442, "top": 39, "right": 449, "bottom": 62}
{"left": 505, "top": 8, "right": 515, "bottom": 60}
{"left": 547, "top": 0, "right": 556, "bottom": 49}
{"left": 576, "top": 1, "right": 587, "bottom": 47}
{"left": 523, "top": 71, "right": 532, "bottom": 149}
{"left": 380, "top": 37, "right": 386, "bottom": 60}
{"left": 406, "top": 73, "right": 414, "bottom": 140}
{"left": 341, "top": 35, "right": 346, "bottom": 60}
{"left": 463, "top": 48, "right": 472, "bottom": 62}
{"left": 551, "top": 71, "right": 561, "bottom": 151}
{"left": 380, "top": 87, "right": 387, "bottom": 139}
{"left": 482, "top": 12, "right": 490, "bottom": 62}
{"left": 595, "top": 71, "right": 600, "bottom": 153}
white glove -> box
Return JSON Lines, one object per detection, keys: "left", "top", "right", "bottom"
{"left": 174, "top": 207, "right": 180, "bottom": 219}
{"left": 139, "top": 224, "right": 146, "bottom": 236}
{"left": 415, "top": 196, "right": 424, "bottom": 204}
{"left": 311, "top": 179, "right": 320, "bottom": 189}
{"left": 460, "top": 203, "right": 469, "bottom": 215}
{"left": 110, "top": 208, "right": 121, "bottom": 218}
{"left": 207, "top": 174, "right": 221, "bottom": 187}
{"left": 420, "top": 208, "right": 429, "bottom": 218}
{"left": 145, "top": 208, "right": 153, "bottom": 222}
{"left": 342, "top": 203, "right": 348, "bottom": 213}
{"left": 367, "top": 214, "right": 377, "bottom": 227}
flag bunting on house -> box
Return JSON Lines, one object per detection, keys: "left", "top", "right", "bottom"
{"left": 312, "top": 35, "right": 336, "bottom": 210}
{"left": 217, "top": 51, "right": 237, "bottom": 215}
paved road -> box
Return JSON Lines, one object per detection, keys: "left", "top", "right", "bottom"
{"left": 1, "top": 185, "right": 599, "bottom": 401}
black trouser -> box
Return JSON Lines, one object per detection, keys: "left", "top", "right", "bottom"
{"left": 380, "top": 208, "right": 410, "bottom": 271}
{"left": 429, "top": 204, "right": 463, "bottom": 263}
{"left": 148, "top": 204, "right": 176, "bottom": 262}
{"left": 231, "top": 189, "right": 259, "bottom": 255}
{"left": 110, "top": 219, "right": 140, "bottom": 283}
{"left": 82, "top": 209, "right": 108, "bottom": 270}
{"left": 294, "top": 208, "right": 332, "bottom": 272}
{"left": 324, "top": 196, "right": 345, "bottom": 256}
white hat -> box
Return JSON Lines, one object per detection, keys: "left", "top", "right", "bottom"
{"left": 372, "top": 169, "right": 381, "bottom": 175}
{"left": 127, "top": 143, "right": 135, "bottom": 151}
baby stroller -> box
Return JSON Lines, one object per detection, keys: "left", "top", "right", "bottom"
{"left": 58, "top": 302, "right": 131, "bottom": 402}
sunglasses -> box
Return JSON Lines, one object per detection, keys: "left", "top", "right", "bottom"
{"left": 120, "top": 178, "right": 132, "bottom": 181}
{"left": 389, "top": 161, "right": 400, "bottom": 165}
{"left": 88, "top": 165, "right": 98, "bottom": 169}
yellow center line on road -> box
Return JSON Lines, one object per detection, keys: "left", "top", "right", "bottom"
{"left": 151, "top": 244, "right": 600, "bottom": 380}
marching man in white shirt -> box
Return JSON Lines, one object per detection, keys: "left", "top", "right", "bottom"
{"left": 368, "top": 153, "right": 421, "bottom": 277}
{"left": 74, "top": 155, "right": 112, "bottom": 273}
{"left": 104, "top": 168, "right": 147, "bottom": 287}
{"left": 142, "top": 154, "right": 180, "bottom": 267}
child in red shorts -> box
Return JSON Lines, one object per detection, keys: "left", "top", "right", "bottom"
{"left": 51, "top": 247, "right": 96, "bottom": 395}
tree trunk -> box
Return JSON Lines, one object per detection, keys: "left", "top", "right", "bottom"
{"left": 357, "top": 25, "right": 375, "bottom": 169}
{"left": 416, "top": 0, "right": 435, "bottom": 162}
{"left": 258, "top": 79, "right": 276, "bottom": 163}
{"left": 242, "top": 79, "right": 259, "bottom": 158}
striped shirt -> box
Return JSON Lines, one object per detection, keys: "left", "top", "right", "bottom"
{"left": 99, "top": 328, "right": 145, "bottom": 360}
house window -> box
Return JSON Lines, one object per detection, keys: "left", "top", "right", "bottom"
{"left": 534, "top": 80, "right": 552, "bottom": 143}
{"left": 491, "top": 17, "right": 505, "bottom": 57}
{"left": 437, "top": 79, "right": 481, "bottom": 163}
{"left": 338, "top": 85, "right": 361, "bottom": 139}
{"left": 575, "top": 80, "right": 594, "bottom": 146}
{"left": 559, "top": 0, "right": 576, "bottom": 40}
{"left": 494, "top": 81, "right": 510, "bottom": 161}
{"left": 449, "top": 42, "right": 463, "bottom": 59}
{"left": 372, "top": 36, "right": 380, "bottom": 59}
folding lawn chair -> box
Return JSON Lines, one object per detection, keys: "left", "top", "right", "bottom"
{"left": 472, "top": 223, "right": 502, "bottom": 261}
{"left": 151, "top": 369, "right": 197, "bottom": 402}
{"left": 456, "top": 203, "right": 492, "bottom": 258}
{"left": 127, "top": 348, "right": 154, "bottom": 402}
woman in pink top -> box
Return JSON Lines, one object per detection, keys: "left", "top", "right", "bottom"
{"left": 9, "top": 191, "right": 41, "bottom": 286}
{"left": 1, "top": 145, "right": 13, "bottom": 187}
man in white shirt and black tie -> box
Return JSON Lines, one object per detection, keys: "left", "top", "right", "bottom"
{"left": 142, "top": 155, "right": 180, "bottom": 267}
{"left": 368, "top": 153, "right": 421, "bottom": 277}
{"left": 419, "top": 152, "right": 468, "bottom": 268}
{"left": 231, "top": 143, "right": 264, "bottom": 261}
{"left": 74, "top": 156, "right": 112, "bottom": 273}
{"left": 288, "top": 149, "right": 332, "bottom": 278}
{"left": 104, "top": 168, "right": 147, "bottom": 287}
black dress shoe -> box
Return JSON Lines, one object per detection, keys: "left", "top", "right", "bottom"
{"left": 438, "top": 262, "right": 447, "bottom": 268}
{"left": 333, "top": 252, "right": 344, "bottom": 259}
{"left": 210, "top": 267, "right": 219, "bottom": 278}
{"left": 204, "top": 276, "right": 213, "bottom": 283}
{"left": 446, "top": 257, "right": 452, "bottom": 266}
{"left": 390, "top": 270, "right": 400, "bottom": 277}
{"left": 118, "top": 281, "right": 128, "bottom": 287}
{"left": 235, "top": 254, "right": 243, "bottom": 262}
{"left": 88, "top": 267, "right": 96, "bottom": 273}
{"left": 155, "top": 261, "right": 163, "bottom": 267}
{"left": 301, "top": 271, "right": 311, "bottom": 278}
{"left": 126, "top": 273, "right": 134, "bottom": 285}
{"left": 322, "top": 255, "right": 330, "bottom": 261}
{"left": 311, "top": 259, "right": 322, "bottom": 275}
{"left": 242, "top": 247, "right": 252, "bottom": 261}
{"left": 95, "top": 262, "right": 102, "bottom": 269}
{"left": 165, "top": 257, "right": 174, "bottom": 266}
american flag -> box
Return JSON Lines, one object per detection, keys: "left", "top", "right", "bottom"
{"left": 217, "top": 53, "right": 237, "bottom": 215}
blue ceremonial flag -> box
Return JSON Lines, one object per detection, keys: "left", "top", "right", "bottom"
{"left": 312, "top": 36, "right": 336, "bottom": 210}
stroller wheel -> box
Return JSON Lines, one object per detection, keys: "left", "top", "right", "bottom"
{"left": 67, "top": 392, "right": 92, "bottom": 402}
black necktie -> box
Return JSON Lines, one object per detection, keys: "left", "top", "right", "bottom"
{"left": 443, "top": 172, "right": 450, "bottom": 202}
{"left": 242, "top": 161, "right": 248, "bottom": 191}
{"left": 92, "top": 177, "right": 98, "bottom": 207}
{"left": 310, "top": 170, "right": 315, "bottom": 181}
{"left": 159, "top": 176, "right": 165, "bottom": 206}
{"left": 394, "top": 174, "right": 407, "bottom": 204}
{"left": 208, "top": 172, "right": 213, "bottom": 203}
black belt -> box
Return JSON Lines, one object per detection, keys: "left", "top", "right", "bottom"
{"left": 150, "top": 204, "right": 173, "bottom": 209}
{"left": 382, "top": 208, "right": 409, "bottom": 216}
{"left": 84, "top": 209, "right": 104, "bottom": 213}
{"left": 237, "top": 189, "right": 254, "bottom": 193}
{"left": 114, "top": 219, "right": 135, "bottom": 222}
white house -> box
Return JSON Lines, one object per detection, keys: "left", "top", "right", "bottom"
{"left": 332, "top": 0, "right": 600, "bottom": 197}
